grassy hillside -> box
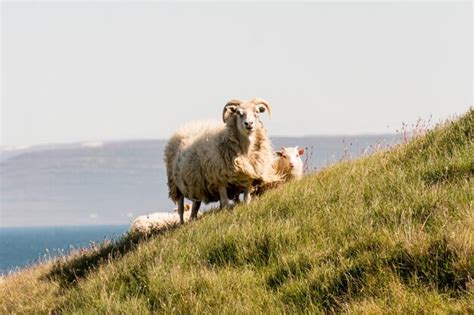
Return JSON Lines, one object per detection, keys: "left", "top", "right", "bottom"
{"left": 1, "top": 109, "right": 473, "bottom": 314}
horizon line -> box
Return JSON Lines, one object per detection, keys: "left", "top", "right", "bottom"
{"left": 1, "top": 132, "right": 401, "bottom": 150}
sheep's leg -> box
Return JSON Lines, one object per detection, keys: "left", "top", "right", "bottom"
{"left": 233, "top": 193, "right": 241, "bottom": 204}
{"left": 177, "top": 194, "right": 185, "bottom": 224}
{"left": 218, "top": 186, "right": 230, "bottom": 209}
{"left": 243, "top": 188, "right": 252, "bottom": 205}
{"left": 190, "top": 200, "right": 201, "bottom": 220}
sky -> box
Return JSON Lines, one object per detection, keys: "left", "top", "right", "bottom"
{"left": 1, "top": 1, "right": 472, "bottom": 147}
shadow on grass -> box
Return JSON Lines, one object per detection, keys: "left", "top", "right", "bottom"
{"left": 205, "top": 232, "right": 283, "bottom": 268}
{"left": 388, "top": 237, "right": 471, "bottom": 296}
{"left": 266, "top": 255, "right": 312, "bottom": 290}
{"left": 280, "top": 259, "right": 376, "bottom": 312}
{"left": 280, "top": 237, "right": 471, "bottom": 312}
{"left": 43, "top": 222, "right": 182, "bottom": 288}
{"left": 421, "top": 160, "right": 474, "bottom": 186}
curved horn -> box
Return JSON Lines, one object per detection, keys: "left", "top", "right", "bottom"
{"left": 251, "top": 98, "right": 272, "bottom": 119}
{"left": 222, "top": 99, "right": 241, "bottom": 122}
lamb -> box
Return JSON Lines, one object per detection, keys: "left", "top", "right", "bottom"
{"left": 164, "top": 98, "right": 278, "bottom": 224}
{"left": 130, "top": 204, "right": 192, "bottom": 233}
{"left": 273, "top": 146, "right": 305, "bottom": 181}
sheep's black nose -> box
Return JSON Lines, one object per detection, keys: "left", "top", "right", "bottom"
{"left": 244, "top": 121, "right": 254, "bottom": 129}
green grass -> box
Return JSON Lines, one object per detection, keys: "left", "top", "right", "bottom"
{"left": 1, "top": 109, "right": 473, "bottom": 314}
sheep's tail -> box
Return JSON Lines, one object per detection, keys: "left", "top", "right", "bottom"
{"left": 168, "top": 181, "right": 180, "bottom": 203}
{"left": 164, "top": 134, "right": 182, "bottom": 203}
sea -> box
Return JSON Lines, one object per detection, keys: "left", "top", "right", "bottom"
{"left": 0, "top": 135, "right": 398, "bottom": 274}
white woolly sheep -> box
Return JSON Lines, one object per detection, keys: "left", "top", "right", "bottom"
{"left": 130, "top": 204, "right": 192, "bottom": 233}
{"left": 164, "top": 98, "right": 278, "bottom": 224}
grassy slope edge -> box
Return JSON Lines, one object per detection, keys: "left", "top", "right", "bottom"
{"left": 1, "top": 109, "right": 473, "bottom": 314}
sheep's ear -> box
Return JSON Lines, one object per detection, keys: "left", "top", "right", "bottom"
{"left": 257, "top": 105, "right": 266, "bottom": 114}
{"left": 298, "top": 148, "right": 305, "bottom": 156}
{"left": 275, "top": 151, "right": 283, "bottom": 157}
{"left": 222, "top": 105, "right": 237, "bottom": 122}
{"left": 223, "top": 100, "right": 240, "bottom": 122}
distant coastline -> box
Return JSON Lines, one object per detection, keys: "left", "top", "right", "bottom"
{"left": 1, "top": 135, "right": 399, "bottom": 227}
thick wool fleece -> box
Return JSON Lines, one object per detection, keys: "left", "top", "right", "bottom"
{"left": 164, "top": 116, "right": 278, "bottom": 204}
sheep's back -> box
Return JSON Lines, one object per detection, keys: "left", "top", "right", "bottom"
{"left": 169, "top": 121, "right": 231, "bottom": 202}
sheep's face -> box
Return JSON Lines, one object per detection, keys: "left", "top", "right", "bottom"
{"left": 223, "top": 99, "right": 271, "bottom": 137}
{"left": 236, "top": 103, "right": 265, "bottom": 136}
{"left": 276, "top": 146, "right": 305, "bottom": 178}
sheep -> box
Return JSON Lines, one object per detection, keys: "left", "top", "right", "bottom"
{"left": 233, "top": 146, "right": 305, "bottom": 200}
{"left": 130, "top": 204, "right": 192, "bottom": 233}
{"left": 164, "top": 98, "right": 279, "bottom": 224}
{"left": 273, "top": 146, "right": 305, "bottom": 181}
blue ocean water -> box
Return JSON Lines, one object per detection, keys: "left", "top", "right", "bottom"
{"left": 0, "top": 136, "right": 399, "bottom": 274}
{"left": 0, "top": 225, "right": 128, "bottom": 274}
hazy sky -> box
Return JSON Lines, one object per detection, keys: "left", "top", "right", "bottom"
{"left": 1, "top": 2, "right": 472, "bottom": 146}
